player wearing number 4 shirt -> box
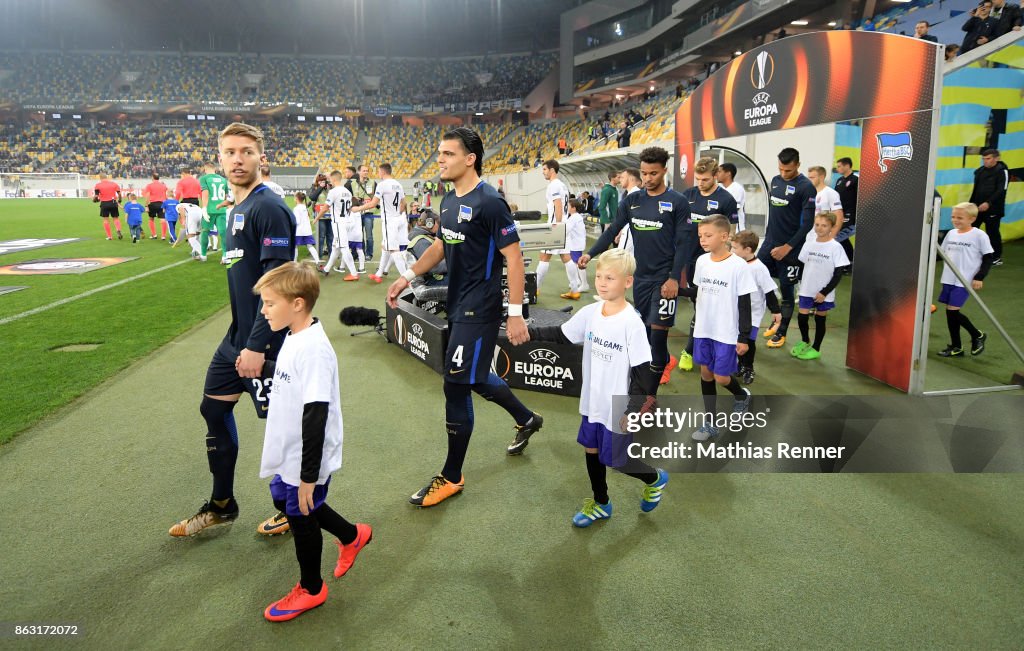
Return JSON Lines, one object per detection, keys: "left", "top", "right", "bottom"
{"left": 169, "top": 123, "right": 296, "bottom": 539}
{"left": 581, "top": 146, "right": 690, "bottom": 395}
{"left": 386, "top": 127, "right": 542, "bottom": 509}
{"left": 351, "top": 163, "right": 408, "bottom": 282}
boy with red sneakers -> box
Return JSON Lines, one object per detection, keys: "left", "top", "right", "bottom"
{"left": 255, "top": 262, "right": 371, "bottom": 622}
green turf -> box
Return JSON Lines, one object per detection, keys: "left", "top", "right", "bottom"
{"left": 1, "top": 294, "right": 1021, "bottom": 649}
{"left": 0, "top": 199, "right": 229, "bottom": 443}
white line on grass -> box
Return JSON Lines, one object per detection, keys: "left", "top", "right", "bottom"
{"left": 0, "top": 259, "right": 193, "bottom": 326}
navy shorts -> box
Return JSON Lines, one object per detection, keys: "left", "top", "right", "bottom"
{"left": 269, "top": 475, "right": 331, "bottom": 517}
{"left": 204, "top": 335, "right": 283, "bottom": 419}
{"left": 798, "top": 296, "right": 836, "bottom": 312}
{"left": 749, "top": 326, "right": 759, "bottom": 341}
{"left": 570, "top": 250, "right": 583, "bottom": 263}
{"left": 577, "top": 416, "right": 632, "bottom": 468}
{"left": 633, "top": 278, "right": 677, "bottom": 327}
{"left": 445, "top": 320, "right": 499, "bottom": 385}
{"left": 939, "top": 283, "right": 969, "bottom": 308}
{"left": 757, "top": 244, "right": 803, "bottom": 287}
{"left": 692, "top": 337, "right": 739, "bottom": 377}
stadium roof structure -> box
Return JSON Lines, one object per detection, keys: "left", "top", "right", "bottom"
{"left": 1, "top": 0, "right": 578, "bottom": 58}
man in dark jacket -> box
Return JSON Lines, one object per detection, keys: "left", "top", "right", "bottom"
{"left": 616, "top": 121, "right": 632, "bottom": 148}
{"left": 990, "top": 0, "right": 1023, "bottom": 37}
{"left": 962, "top": 1, "right": 997, "bottom": 53}
{"left": 969, "top": 148, "right": 1010, "bottom": 265}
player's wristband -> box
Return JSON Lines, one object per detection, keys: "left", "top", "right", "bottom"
{"left": 401, "top": 269, "right": 417, "bottom": 282}
{"left": 507, "top": 304, "right": 523, "bottom": 318}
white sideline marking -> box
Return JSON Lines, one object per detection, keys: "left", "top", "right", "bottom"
{"left": 0, "top": 259, "right": 193, "bottom": 326}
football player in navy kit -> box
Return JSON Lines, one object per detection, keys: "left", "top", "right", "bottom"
{"left": 757, "top": 148, "right": 816, "bottom": 349}
{"left": 169, "top": 122, "right": 296, "bottom": 538}
{"left": 386, "top": 127, "right": 542, "bottom": 508}
{"left": 677, "top": 156, "right": 738, "bottom": 373}
{"left": 579, "top": 146, "right": 690, "bottom": 393}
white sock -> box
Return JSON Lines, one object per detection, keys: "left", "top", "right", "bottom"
{"left": 376, "top": 251, "right": 391, "bottom": 276}
{"left": 576, "top": 265, "right": 589, "bottom": 291}
{"left": 342, "top": 249, "right": 357, "bottom": 275}
{"left": 564, "top": 261, "right": 579, "bottom": 292}
{"left": 325, "top": 246, "right": 340, "bottom": 273}
{"left": 306, "top": 245, "right": 320, "bottom": 265}
{"left": 393, "top": 251, "right": 409, "bottom": 274}
{"left": 356, "top": 248, "right": 365, "bottom": 271}
{"left": 188, "top": 236, "right": 201, "bottom": 255}
{"left": 536, "top": 261, "right": 550, "bottom": 289}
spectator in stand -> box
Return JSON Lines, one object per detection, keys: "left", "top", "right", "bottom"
{"left": 961, "top": 1, "right": 996, "bottom": 54}
{"left": 990, "top": 0, "right": 1023, "bottom": 37}
{"left": 675, "top": 82, "right": 684, "bottom": 99}
{"left": 616, "top": 121, "right": 632, "bottom": 148}
{"left": 946, "top": 44, "right": 960, "bottom": 61}
{"left": 915, "top": 21, "right": 939, "bottom": 43}
{"left": 580, "top": 191, "right": 595, "bottom": 216}
{"left": 969, "top": 148, "right": 1010, "bottom": 265}
{"left": 497, "top": 179, "right": 506, "bottom": 200}
{"left": 557, "top": 137, "right": 567, "bottom": 155}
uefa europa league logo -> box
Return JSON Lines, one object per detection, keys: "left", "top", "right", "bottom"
{"left": 751, "top": 51, "right": 775, "bottom": 90}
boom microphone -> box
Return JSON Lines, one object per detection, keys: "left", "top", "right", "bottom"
{"left": 340, "top": 306, "right": 381, "bottom": 327}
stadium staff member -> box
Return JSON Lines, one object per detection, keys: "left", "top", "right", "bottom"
{"left": 833, "top": 157, "right": 859, "bottom": 267}
{"left": 386, "top": 127, "right": 542, "bottom": 508}
{"left": 970, "top": 148, "right": 1010, "bottom": 266}
{"left": 407, "top": 209, "right": 447, "bottom": 286}
{"left": 94, "top": 172, "right": 123, "bottom": 240}
{"left": 168, "top": 122, "right": 296, "bottom": 538}
{"left": 348, "top": 164, "right": 378, "bottom": 260}
{"left": 175, "top": 168, "right": 202, "bottom": 205}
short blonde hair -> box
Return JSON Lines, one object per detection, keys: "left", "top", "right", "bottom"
{"left": 952, "top": 202, "right": 978, "bottom": 219}
{"left": 814, "top": 211, "right": 837, "bottom": 227}
{"left": 219, "top": 122, "right": 265, "bottom": 154}
{"left": 253, "top": 261, "right": 320, "bottom": 309}
{"left": 807, "top": 165, "right": 828, "bottom": 178}
{"left": 596, "top": 247, "right": 636, "bottom": 276}
{"left": 694, "top": 156, "right": 719, "bottom": 176}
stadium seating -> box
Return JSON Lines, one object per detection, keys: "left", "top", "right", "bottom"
{"left": 0, "top": 51, "right": 555, "bottom": 108}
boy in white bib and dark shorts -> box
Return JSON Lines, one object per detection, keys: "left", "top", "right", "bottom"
{"left": 256, "top": 262, "right": 372, "bottom": 622}
{"left": 937, "top": 202, "right": 993, "bottom": 357}
{"left": 794, "top": 212, "right": 850, "bottom": 361}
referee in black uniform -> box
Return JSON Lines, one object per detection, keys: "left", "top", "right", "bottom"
{"left": 387, "top": 127, "right": 542, "bottom": 508}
